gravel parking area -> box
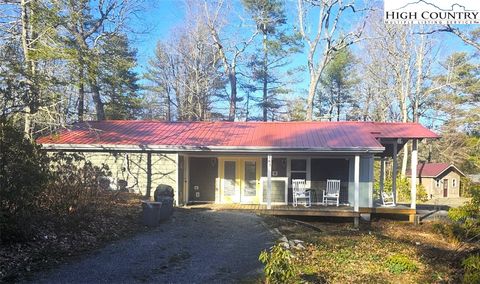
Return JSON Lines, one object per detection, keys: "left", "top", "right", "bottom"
{"left": 28, "top": 209, "right": 274, "bottom": 283}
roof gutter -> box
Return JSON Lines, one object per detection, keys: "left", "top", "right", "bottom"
{"left": 40, "top": 143, "right": 385, "bottom": 154}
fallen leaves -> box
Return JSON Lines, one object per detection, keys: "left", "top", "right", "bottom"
{"left": 261, "top": 217, "right": 478, "bottom": 283}
{"left": 0, "top": 192, "right": 145, "bottom": 282}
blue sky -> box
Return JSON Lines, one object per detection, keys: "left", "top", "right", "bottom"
{"left": 128, "top": 1, "right": 368, "bottom": 95}
{"left": 127, "top": 0, "right": 477, "bottom": 120}
{"left": 129, "top": 1, "right": 186, "bottom": 73}
{"left": 130, "top": 0, "right": 474, "bottom": 75}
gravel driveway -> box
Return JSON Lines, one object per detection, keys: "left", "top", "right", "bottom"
{"left": 29, "top": 209, "right": 275, "bottom": 284}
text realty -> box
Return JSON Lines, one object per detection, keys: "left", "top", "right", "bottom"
{"left": 385, "top": 11, "right": 479, "bottom": 20}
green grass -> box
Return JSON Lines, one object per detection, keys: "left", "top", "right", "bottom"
{"left": 261, "top": 218, "right": 474, "bottom": 283}
{"left": 385, "top": 254, "right": 418, "bottom": 274}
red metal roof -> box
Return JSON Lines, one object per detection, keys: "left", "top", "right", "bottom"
{"left": 37, "top": 121, "right": 439, "bottom": 152}
{"left": 409, "top": 163, "right": 464, "bottom": 178}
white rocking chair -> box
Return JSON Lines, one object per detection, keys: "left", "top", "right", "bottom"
{"left": 381, "top": 191, "right": 395, "bottom": 207}
{"left": 323, "top": 179, "right": 341, "bottom": 206}
{"left": 292, "top": 179, "right": 311, "bottom": 207}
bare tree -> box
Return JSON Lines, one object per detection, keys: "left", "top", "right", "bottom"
{"left": 203, "top": 0, "right": 258, "bottom": 121}
{"left": 144, "top": 5, "right": 226, "bottom": 121}
{"left": 355, "top": 12, "right": 439, "bottom": 177}
{"left": 297, "top": 0, "right": 367, "bottom": 121}
{"left": 58, "top": 0, "right": 139, "bottom": 121}
{"left": 425, "top": 25, "right": 480, "bottom": 53}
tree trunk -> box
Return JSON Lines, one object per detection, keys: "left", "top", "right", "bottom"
{"left": 166, "top": 92, "right": 171, "bottom": 121}
{"left": 336, "top": 89, "right": 341, "bottom": 121}
{"left": 400, "top": 33, "right": 411, "bottom": 178}
{"left": 228, "top": 70, "right": 237, "bottom": 121}
{"left": 77, "top": 53, "right": 86, "bottom": 122}
{"left": 306, "top": 74, "right": 319, "bottom": 121}
{"left": 20, "top": 0, "right": 36, "bottom": 138}
{"left": 413, "top": 34, "right": 425, "bottom": 123}
{"left": 89, "top": 79, "right": 105, "bottom": 120}
{"left": 78, "top": 74, "right": 85, "bottom": 121}
{"left": 245, "top": 92, "right": 250, "bottom": 121}
{"left": 262, "top": 31, "right": 268, "bottom": 122}
{"left": 362, "top": 87, "right": 372, "bottom": 121}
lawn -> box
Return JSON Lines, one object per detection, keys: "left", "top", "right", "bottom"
{"left": 261, "top": 216, "right": 478, "bottom": 283}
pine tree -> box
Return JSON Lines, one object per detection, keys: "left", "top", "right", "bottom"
{"left": 242, "top": 0, "right": 302, "bottom": 121}
{"left": 98, "top": 34, "right": 140, "bottom": 120}
{"left": 317, "top": 48, "right": 358, "bottom": 121}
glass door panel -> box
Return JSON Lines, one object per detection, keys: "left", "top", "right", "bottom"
{"left": 223, "top": 161, "right": 237, "bottom": 200}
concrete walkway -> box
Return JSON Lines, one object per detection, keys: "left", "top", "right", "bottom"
{"left": 29, "top": 209, "right": 274, "bottom": 284}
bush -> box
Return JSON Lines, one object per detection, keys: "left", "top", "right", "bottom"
{"left": 385, "top": 254, "right": 418, "bottom": 274}
{"left": 462, "top": 254, "right": 480, "bottom": 284}
{"left": 0, "top": 121, "right": 112, "bottom": 241}
{"left": 38, "top": 152, "right": 110, "bottom": 225}
{"left": 460, "top": 177, "right": 478, "bottom": 198}
{"left": 397, "top": 178, "right": 428, "bottom": 203}
{"left": 448, "top": 186, "right": 480, "bottom": 242}
{"left": 374, "top": 177, "right": 428, "bottom": 203}
{"left": 259, "top": 244, "right": 297, "bottom": 283}
{"left": 0, "top": 121, "right": 50, "bottom": 241}
{"left": 432, "top": 222, "right": 466, "bottom": 243}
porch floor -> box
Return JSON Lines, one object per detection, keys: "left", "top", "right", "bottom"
{"left": 185, "top": 203, "right": 416, "bottom": 217}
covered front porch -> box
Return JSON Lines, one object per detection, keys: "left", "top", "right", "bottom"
{"left": 178, "top": 137, "right": 423, "bottom": 226}
{"left": 182, "top": 154, "right": 370, "bottom": 207}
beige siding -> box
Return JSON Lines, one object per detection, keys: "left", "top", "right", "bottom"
{"left": 59, "top": 152, "right": 178, "bottom": 199}
{"left": 416, "top": 171, "right": 461, "bottom": 199}
{"left": 151, "top": 153, "right": 178, "bottom": 198}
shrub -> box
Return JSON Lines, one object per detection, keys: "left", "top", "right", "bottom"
{"left": 374, "top": 177, "right": 428, "bottom": 203}
{"left": 460, "top": 177, "right": 478, "bottom": 198}
{"left": 38, "top": 152, "right": 110, "bottom": 226}
{"left": 397, "top": 178, "right": 428, "bottom": 203}
{"left": 448, "top": 186, "right": 480, "bottom": 242}
{"left": 0, "top": 121, "right": 112, "bottom": 241}
{"left": 462, "top": 254, "right": 480, "bottom": 284}
{"left": 259, "top": 244, "right": 297, "bottom": 283}
{"left": 0, "top": 120, "right": 50, "bottom": 241}
{"left": 385, "top": 254, "right": 418, "bottom": 274}
{"left": 432, "top": 222, "right": 465, "bottom": 243}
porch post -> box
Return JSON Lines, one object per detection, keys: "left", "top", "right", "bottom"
{"left": 175, "top": 154, "right": 180, "bottom": 206}
{"left": 146, "top": 152, "right": 152, "bottom": 198}
{"left": 392, "top": 141, "right": 398, "bottom": 206}
{"left": 267, "top": 154, "right": 272, "bottom": 209}
{"left": 410, "top": 139, "right": 418, "bottom": 222}
{"left": 354, "top": 155, "right": 360, "bottom": 228}
{"left": 185, "top": 155, "right": 189, "bottom": 204}
{"left": 380, "top": 157, "right": 385, "bottom": 195}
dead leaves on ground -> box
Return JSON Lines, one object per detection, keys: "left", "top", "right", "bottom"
{"left": 263, "top": 217, "right": 476, "bottom": 283}
{"left": 0, "top": 192, "right": 144, "bottom": 283}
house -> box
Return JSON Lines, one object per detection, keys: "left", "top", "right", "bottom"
{"left": 37, "top": 120, "right": 439, "bottom": 225}
{"left": 407, "top": 163, "right": 466, "bottom": 199}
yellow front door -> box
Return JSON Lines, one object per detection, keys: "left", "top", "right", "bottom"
{"left": 219, "top": 157, "right": 261, "bottom": 204}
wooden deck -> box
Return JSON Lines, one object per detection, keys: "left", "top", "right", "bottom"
{"left": 186, "top": 203, "right": 416, "bottom": 218}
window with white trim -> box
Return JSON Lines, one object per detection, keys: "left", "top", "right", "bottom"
{"left": 436, "top": 179, "right": 440, "bottom": 188}
{"left": 452, "top": 178, "right": 457, "bottom": 187}
{"left": 290, "top": 159, "right": 307, "bottom": 181}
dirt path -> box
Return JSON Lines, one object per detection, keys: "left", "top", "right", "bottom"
{"left": 27, "top": 209, "right": 274, "bottom": 283}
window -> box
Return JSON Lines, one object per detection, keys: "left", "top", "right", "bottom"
{"left": 223, "top": 161, "right": 236, "bottom": 196}
{"left": 452, "top": 179, "right": 457, "bottom": 187}
{"left": 291, "top": 159, "right": 307, "bottom": 181}
{"left": 436, "top": 179, "right": 440, "bottom": 188}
